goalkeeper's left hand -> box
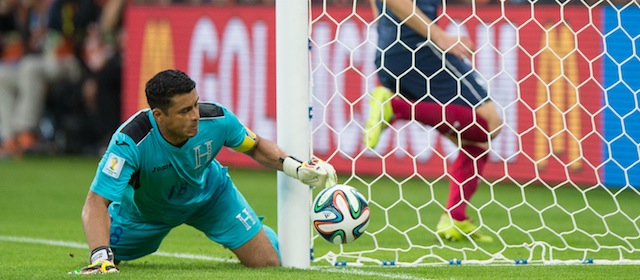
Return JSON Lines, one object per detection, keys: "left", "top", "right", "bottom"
{"left": 283, "top": 156, "right": 338, "bottom": 188}
{"left": 69, "top": 260, "right": 119, "bottom": 274}
{"left": 69, "top": 246, "right": 119, "bottom": 274}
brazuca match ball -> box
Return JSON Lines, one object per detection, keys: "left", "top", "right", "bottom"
{"left": 311, "top": 184, "right": 370, "bottom": 244}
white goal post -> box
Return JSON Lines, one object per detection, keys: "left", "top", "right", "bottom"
{"left": 276, "top": 0, "right": 640, "bottom": 267}
{"left": 276, "top": 0, "right": 312, "bottom": 269}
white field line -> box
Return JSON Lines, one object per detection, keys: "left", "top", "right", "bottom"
{"left": 0, "top": 235, "right": 429, "bottom": 280}
{"left": 312, "top": 267, "right": 431, "bottom": 280}
{"left": 0, "top": 235, "right": 236, "bottom": 263}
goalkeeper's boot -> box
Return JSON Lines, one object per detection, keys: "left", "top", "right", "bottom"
{"left": 436, "top": 213, "right": 493, "bottom": 242}
{"left": 364, "top": 86, "right": 394, "bottom": 149}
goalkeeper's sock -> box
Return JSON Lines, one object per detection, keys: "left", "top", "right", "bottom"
{"left": 446, "top": 144, "right": 488, "bottom": 221}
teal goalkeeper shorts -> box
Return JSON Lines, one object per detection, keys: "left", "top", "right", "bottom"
{"left": 107, "top": 179, "right": 278, "bottom": 261}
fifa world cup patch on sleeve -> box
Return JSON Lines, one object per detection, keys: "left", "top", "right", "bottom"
{"left": 103, "top": 153, "right": 125, "bottom": 179}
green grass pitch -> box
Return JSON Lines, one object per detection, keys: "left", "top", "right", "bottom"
{"left": 0, "top": 156, "right": 638, "bottom": 279}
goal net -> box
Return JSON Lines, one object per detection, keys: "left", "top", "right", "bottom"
{"left": 307, "top": 0, "right": 640, "bottom": 266}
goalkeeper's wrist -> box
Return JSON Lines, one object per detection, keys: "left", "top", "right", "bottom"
{"left": 282, "top": 156, "right": 302, "bottom": 179}
{"left": 90, "top": 246, "right": 114, "bottom": 264}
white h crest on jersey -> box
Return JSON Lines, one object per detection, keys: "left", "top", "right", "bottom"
{"left": 193, "top": 140, "right": 213, "bottom": 168}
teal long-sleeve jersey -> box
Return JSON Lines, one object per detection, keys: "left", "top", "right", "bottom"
{"left": 89, "top": 102, "right": 257, "bottom": 225}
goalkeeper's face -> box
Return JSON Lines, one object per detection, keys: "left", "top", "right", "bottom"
{"left": 154, "top": 90, "right": 200, "bottom": 146}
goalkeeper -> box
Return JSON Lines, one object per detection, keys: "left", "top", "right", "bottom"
{"left": 70, "top": 69, "right": 337, "bottom": 274}
{"left": 364, "top": 0, "right": 502, "bottom": 242}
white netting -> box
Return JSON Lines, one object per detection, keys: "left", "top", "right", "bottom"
{"left": 308, "top": 0, "right": 640, "bottom": 266}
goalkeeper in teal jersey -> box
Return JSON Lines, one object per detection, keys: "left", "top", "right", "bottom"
{"left": 70, "top": 69, "right": 337, "bottom": 274}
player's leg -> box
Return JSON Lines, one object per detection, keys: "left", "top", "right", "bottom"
{"left": 261, "top": 224, "right": 280, "bottom": 258}
{"left": 402, "top": 51, "right": 498, "bottom": 242}
{"left": 366, "top": 50, "right": 499, "bottom": 148}
{"left": 390, "top": 99, "right": 492, "bottom": 143}
{"left": 107, "top": 202, "right": 172, "bottom": 261}
{"left": 436, "top": 141, "right": 492, "bottom": 241}
{"left": 375, "top": 43, "right": 499, "bottom": 241}
{"left": 364, "top": 89, "right": 497, "bottom": 148}
{"left": 189, "top": 169, "right": 280, "bottom": 267}
{"left": 435, "top": 58, "right": 498, "bottom": 242}
{"left": 231, "top": 226, "right": 281, "bottom": 267}
{"left": 475, "top": 101, "right": 502, "bottom": 140}
{"left": 231, "top": 219, "right": 280, "bottom": 267}
{"left": 14, "top": 55, "right": 48, "bottom": 151}
{"left": 389, "top": 98, "right": 494, "bottom": 241}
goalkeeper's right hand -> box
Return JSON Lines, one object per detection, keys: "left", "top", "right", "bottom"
{"left": 69, "top": 246, "right": 119, "bottom": 274}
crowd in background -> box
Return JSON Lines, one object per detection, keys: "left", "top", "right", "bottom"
{"left": 0, "top": 0, "right": 125, "bottom": 158}
{"left": 0, "top": 0, "right": 633, "bottom": 159}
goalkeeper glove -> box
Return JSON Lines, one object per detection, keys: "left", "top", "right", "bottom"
{"left": 69, "top": 246, "right": 119, "bottom": 274}
{"left": 282, "top": 156, "right": 338, "bottom": 188}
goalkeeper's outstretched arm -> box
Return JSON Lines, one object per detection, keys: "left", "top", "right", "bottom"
{"left": 81, "top": 191, "right": 112, "bottom": 255}
{"left": 69, "top": 191, "right": 119, "bottom": 274}
{"left": 237, "top": 133, "right": 337, "bottom": 188}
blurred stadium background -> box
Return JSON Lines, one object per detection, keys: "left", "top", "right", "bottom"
{"left": 1, "top": 0, "right": 640, "bottom": 271}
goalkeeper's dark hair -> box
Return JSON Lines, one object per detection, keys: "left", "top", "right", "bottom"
{"left": 145, "top": 69, "right": 196, "bottom": 112}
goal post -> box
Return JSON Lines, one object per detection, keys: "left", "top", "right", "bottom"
{"left": 302, "top": 0, "right": 640, "bottom": 266}
{"left": 275, "top": 0, "right": 311, "bottom": 269}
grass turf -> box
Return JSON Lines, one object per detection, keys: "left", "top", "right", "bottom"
{"left": 0, "top": 156, "right": 639, "bottom": 279}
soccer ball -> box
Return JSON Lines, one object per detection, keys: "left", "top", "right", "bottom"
{"left": 311, "top": 184, "right": 370, "bottom": 244}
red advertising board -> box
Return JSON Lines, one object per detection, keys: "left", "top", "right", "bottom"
{"left": 124, "top": 5, "right": 603, "bottom": 186}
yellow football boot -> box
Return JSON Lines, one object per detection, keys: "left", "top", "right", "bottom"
{"left": 436, "top": 213, "right": 493, "bottom": 242}
{"left": 364, "top": 86, "right": 394, "bottom": 149}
